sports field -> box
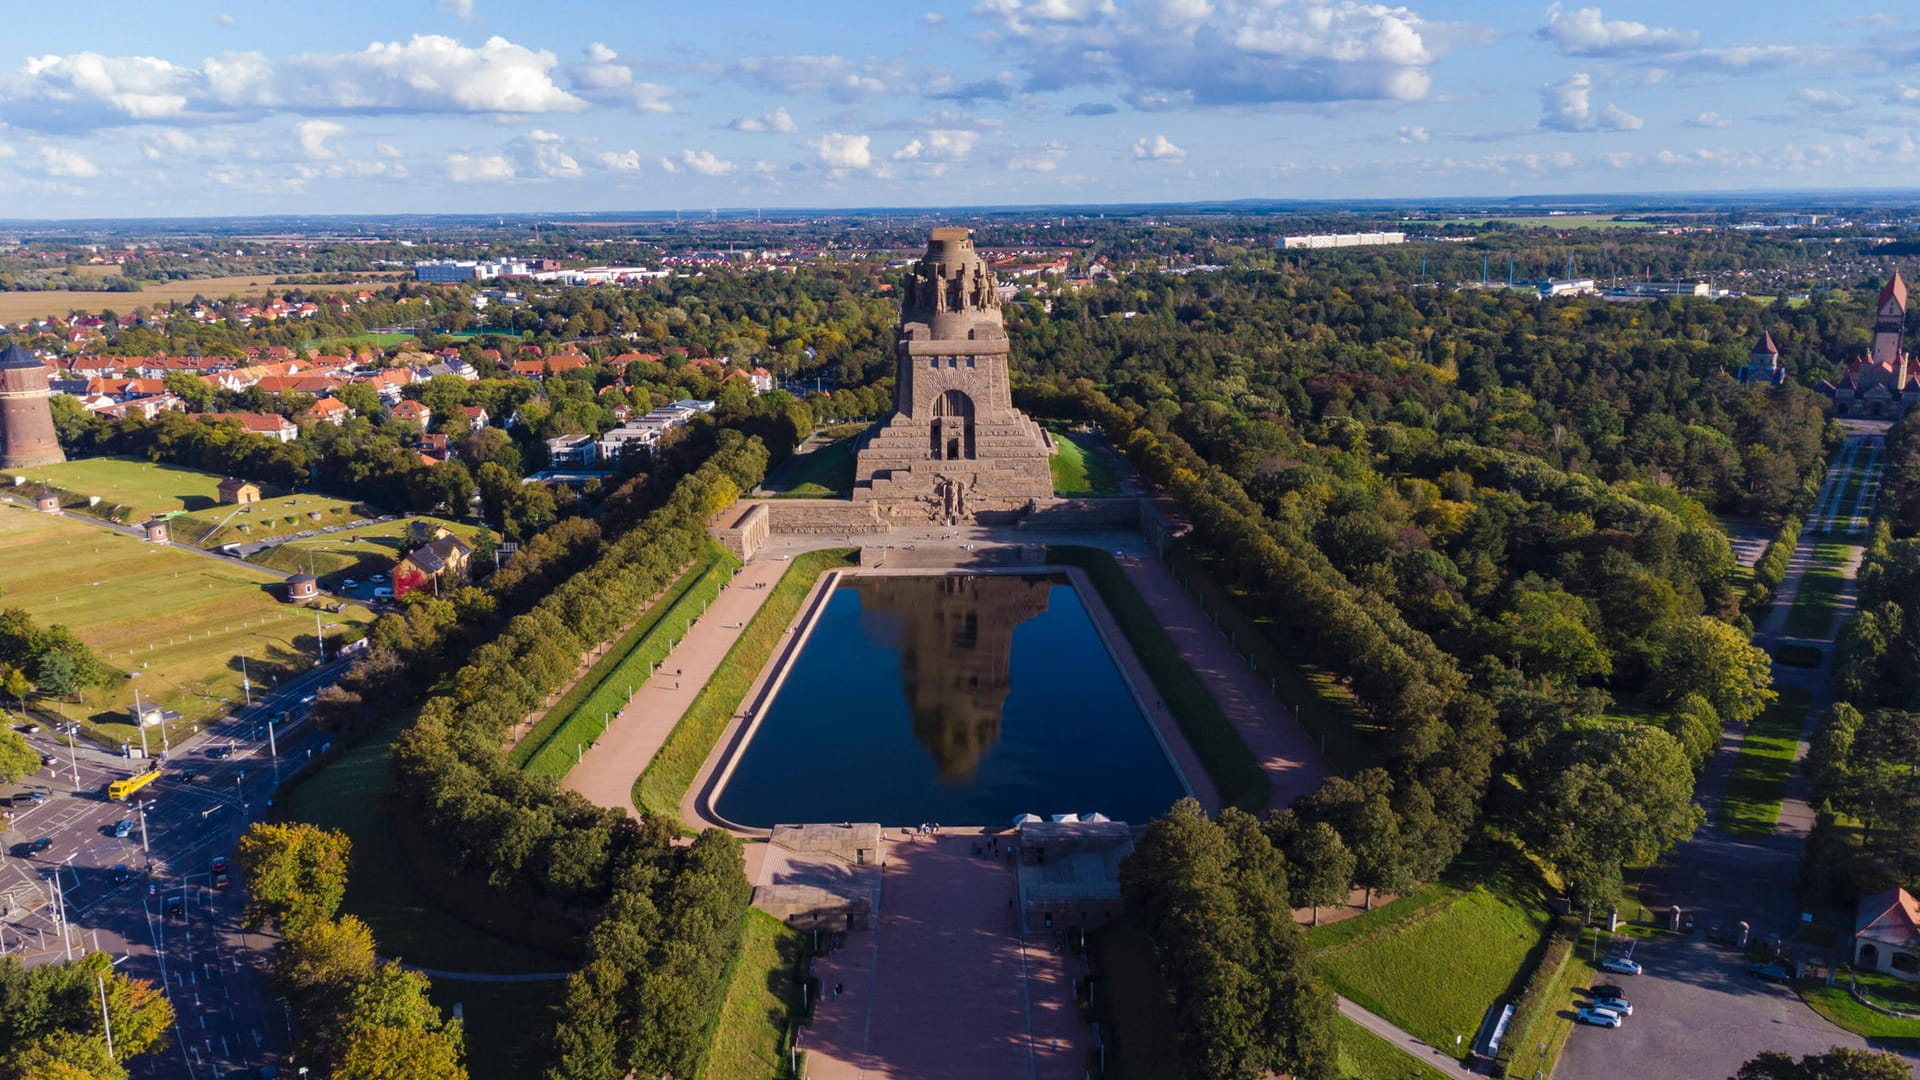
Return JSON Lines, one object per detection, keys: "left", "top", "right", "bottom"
{"left": 248, "top": 516, "right": 484, "bottom": 581}
{"left": 0, "top": 274, "right": 402, "bottom": 321}
{"left": 0, "top": 505, "right": 371, "bottom": 740}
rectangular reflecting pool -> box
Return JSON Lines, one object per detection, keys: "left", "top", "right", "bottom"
{"left": 712, "top": 573, "right": 1186, "bottom": 828}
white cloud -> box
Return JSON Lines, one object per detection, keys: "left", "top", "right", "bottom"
{"left": 568, "top": 42, "right": 632, "bottom": 90}
{"left": 1890, "top": 85, "right": 1920, "bottom": 105}
{"left": 809, "top": 132, "right": 872, "bottom": 171}
{"left": 215, "top": 13, "right": 235, "bottom": 26}
{"left": 923, "top": 11, "right": 947, "bottom": 24}
{"left": 41, "top": 145, "right": 100, "bottom": 177}
{"left": 660, "top": 148, "right": 736, "bottom": 176}
{"left": 893, "top": 139, "right": 924, "bottom": 160}
{"left": 295, "top": 119, "right": 344, "bottom": 159}
{"left": 1006, "top": 140, "right": 1069, "bottom": 171}
{"left": 445, "top": 152, "right": 514, "bottom": 182}
{"left": 896, "top": 128, "right": 980, "bottom": 162}
{"left": 139, "top": 127, "right": 204, "bottom": 160}
{"left": 438, "top": 0, "right": 476, "bottom": 20}
{"left": 730, "top": 106, "right": 798, "bottom": 134}
{"left": 6, "top": 35, "right": 586, "bottom": 131}
{"left": 375, "top": 141, "right": 402, "bottom": 158}
{"left": 596, "top": 149, "right": 645, "bottom": 172}
{"left": 1686, "top": 111, "right": 1732, "bottom": 128}
{"left": 1398, "top": 124, "right": 1429, "bottom": 144}
{"left": 972, "top": 0, "right": 1448, "bottom": 105}
{"left": 509, "top": 129, "right": 580, "bottom": 177}
{"left": 1537, "top": 4, "right": 1700, "bottom": 57}
{"left": 737, "top": 55, "right": 898, "bottom": 102}
{"left": 1796, "top": 87, "right": 1857, "bottom": 111}
{"left": 1132, "top": 133, "right": 1184, "bottom": 160}
{"left": 1599, "top": 103, "right": 1642, "bottom": 131}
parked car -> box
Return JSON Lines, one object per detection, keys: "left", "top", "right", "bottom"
{"left": 342, "top": 578, "right": 359, "bottom": 589}
{"left": 1591, "top": 984, "right": 1625, "bottom": 1000}
{"left": 372, "top": 586, "right": 394, "bottom": 600}
{"left": 1750, "top": 962, "right": 1793, "bottom": 983}
{"left": 1576, "top": 1006, "right": 1623, "bottom": 1028}
{"left": 370, "top": 573, "right": 387, "bottom": 583}
{"left": 1600, "top": 956, "right": 1643, "bottom": 976}
{"left": 1591, "top": 996, "right": 1633, "bottom": 1016}
{"left": 111, "top": 819, "right": 134, "bottom": 838}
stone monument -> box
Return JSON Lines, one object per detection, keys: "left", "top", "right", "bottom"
{"left": 853, "top": 227, "right": 1053, "bottom": 522}
{"left": 0, "top": 343, "right": 65, "bottom": 469}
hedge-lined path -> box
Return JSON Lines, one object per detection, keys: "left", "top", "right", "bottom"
{"left": 563, "top": 558, "right": 786, "bottom": 815}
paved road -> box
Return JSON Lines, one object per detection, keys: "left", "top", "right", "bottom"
{"left": 3, "top": 659, "right": 349, "bottom": 1079}
{"left": 1560, "top": 430, "right": 1913, "bottom": 1080}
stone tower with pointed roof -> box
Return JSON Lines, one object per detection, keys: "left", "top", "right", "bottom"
{"left": 1823, "top": 272, "right": 1920, "bottom": 417}
{"left": 852, "top": 228, "right": 1054, "bottom": 523}
{"left": 1738, "top": 331, "right": 1786, "bottom": 386}
{"left": 0, "top": 343, "right": 65, "bottom": 468}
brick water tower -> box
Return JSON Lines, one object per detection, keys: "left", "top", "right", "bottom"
{"left": 0, "top": 344, "right": 65, "bottom": 469}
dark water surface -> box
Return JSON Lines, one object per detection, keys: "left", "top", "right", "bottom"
{"left": 713, "top": 573, "right": 1185, "bottom": 827}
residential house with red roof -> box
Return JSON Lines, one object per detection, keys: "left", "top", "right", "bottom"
{"left": 1855, "top": 887, "right": 1920, "bottom": 981}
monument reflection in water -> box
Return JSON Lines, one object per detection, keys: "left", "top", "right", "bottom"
{"left": 713, "top": 573, "right": 1185, "bottom": 827}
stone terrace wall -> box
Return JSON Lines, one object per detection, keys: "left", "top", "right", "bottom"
{"left": 1019, "top": 497, "right": 1142, "bottom": 530}
{"left": 763, "top": 499, "right": 890, "bottom": 535}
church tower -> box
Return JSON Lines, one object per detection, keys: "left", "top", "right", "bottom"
{"left": 853, "top": 228, "right": 1053, "bottom": 522}
{"left": 0, "top": 344, "right": 66, "bottom": 469}
{"left": 1872, "top": 272, "right": 1908, "bottom": 372}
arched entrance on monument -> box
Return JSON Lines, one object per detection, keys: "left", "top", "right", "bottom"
{"left": 930, "top": 389, "right": 976, "bottom": 460}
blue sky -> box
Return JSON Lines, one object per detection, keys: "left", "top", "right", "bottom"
{"left": 0, "top": 1, "right": 1916, "bottom": 218}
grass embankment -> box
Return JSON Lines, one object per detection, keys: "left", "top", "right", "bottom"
{"left": 1784, "top": 544, "right": 1854, "bottom": 639}
{"left": 276, "top": 714, "right": 580, "bottom": 1080}
{"left": 700, "top": 909, "right": 808, "bottom": 1080}
{"left": 1802, "top": 970, "right": 1920, "bottom": 1042}
{"left": 22, "top": 457, "right": 232, "bottom": 520}
{"left": 1308, "top": 849, "right": 1550, "bottom": 1062}
{"left": 758, "top": 427, "right": 862, "bottom": 497}
{"left": 1717, "top": 685, "right": 1812, "bottom": 838}
{"left": 1048, "top": 429, "right": 1125, "bottom": 497}
{"left": 176, "top": 492, "right": 370, "bottom": 549}
{"left": 1047, "top": 546, "right": 1266, "bottom": 812}
{"left": 248, "top": 516, "right": 484, "bottom": 582}
{"left": 634, "top": 548, "right": 858, "bottom": 822}
{"left": 1166, "top": 546, "right": 1379, "bottom": 773}
{"left": 0, "top": 505, "right": 371, "bottom": 742}
{"left": 1335, "top": 1017, "right": 1453, "bottom": 1080}
{"left": 517, "top": 548, "right": 737, "bottom": 778}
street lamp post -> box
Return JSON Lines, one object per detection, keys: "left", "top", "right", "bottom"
{"left": 133, "top": 686, "right": 149, "bottom": 760}
{"left": 136, "top": 800, "right": 151, "bottom": 858}
{"left": 65, "top": 726, "right": 80, "bottom": 792}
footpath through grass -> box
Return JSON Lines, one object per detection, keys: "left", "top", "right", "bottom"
{"left": 1048, "top": 429, "right": 1125, "bottom": 497}
{"left": 1717, "top": 685, "right": 1812, "bottom": 838}
{"left": 516, "top": 546, "right": 737, "bottom": 778}
{"left": 1308, "top": 848, "right": 1550, "bottom": 1061}
{"left": 1335, "top": 1017, "right": 1452, "bottom": 1080}
{"left": 1784, "top": 543, "right": 1854, "bottom": 639}
{"left": 635, "top": 547, "right": 858, "bottom": 823}
{"left": 1048, "top": 545, "right": 1266, "bottom": 812}
{"left": 700, "top": 909, "right": 807, "bottom": 1080}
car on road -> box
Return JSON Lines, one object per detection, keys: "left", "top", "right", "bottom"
{"left": 111, "top": 819, "right": 134, "bottom": 838}
{"left": 210, "top": 856, "right": 229, "bottom": 874}
{"left": 1600, "top": 956, "right": 1643, "bottom": 976}
{"left": 28, "top": 837, "right": 52, "bottom": 854}
{"left": 206, "top": 745, "right": 232, "bottom": 759}
{"left": 175, "top": 768, "right": 198, "bottom": 782}
{"left": 111, "top": 864, "right": 131, "bottom": 885}
{"left": 15, "top": 790, "right": 47, "bottom": 805}
{"left": 1750, "top": 962, "right": 1793, "bottom": 983}
{"left": 213, "top": 871, "right": 231, "bottom": 891}
{"left": 1576, "top": 1006, "right": 1624, "bottom": 1028}
{"left": 17, "top": 723, "right": 38, "bottom": 733}
{"left": 163, "top": 895, "right": 185, "bottom": 920}
{"left": 40, "top": 753, "right": 56, "bottom": 767}
{"left": 1591, "top": 996, "right": 1633, "bottom": 1016}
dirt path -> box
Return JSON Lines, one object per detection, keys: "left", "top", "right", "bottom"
{"left": 561, "top": 559, "right": 785, "bottom": 815}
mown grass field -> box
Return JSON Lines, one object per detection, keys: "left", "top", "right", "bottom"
{"left": 1049, "top": 429, "right": 1125, "bottom": 497}
{"left": 700, "top": 908, "right": 806, "bottom": 1080}
{"left": 1049, "top": 545, "right": 1266, "bottom": 811}
{"left": 174, "top": 491, "right": 370, "bottom": 550}
{"left": 1335, "top": 1017, "right": 1453, "bottom": 1080}
{"left": 0, "top": 273, "right": 401, "bottom": 321}
{"left": 247, "top": 516, "right": 484, "bottom": 582}
{"left": 518, "top": 548, "right": 736, "bottom": 779}
{"left": 26, "top": 457, "right": 236, "bottom": 520}
{"left": 758, "top": 426, "right": 862, "bottom": 497}
{"left": 1309, "top": 851, "right": 1550, "bottom": 1061}
{"left": 0, "top": 505, "right": 371, "bottom": 737}
{"left": 1718, "top": 686, "right": 1811, "bottom": 838}
{"left": 1801, "top": 971, "right": 1920, "bottom": 1043}
{"left": 1444, "top": 215, "right": 1654, "bottom": 229}
{"left": 635, "top": 547, "right": 858, "bottom": 823}
{"left": 1784, "top": 544, "right": 1853, "bottom": 639}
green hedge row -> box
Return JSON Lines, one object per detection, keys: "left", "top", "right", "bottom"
{"left": 517, "top": 547, "right": 737, "bottom": 778}
{"left": 1744, "top": 513, "right": 1804, "bottom": 614}
{"left": 1491, "top": 926, "right": 1577, "bottom": 1076}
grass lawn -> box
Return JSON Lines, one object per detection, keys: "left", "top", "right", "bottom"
{"left": 1784, "top": 546, "right": 1852, "bottom": 639}
{"left": 1717, "top": 686, "right": 1812, "bottom": 838}
{"left": 1049, "top": 545, "right": 1266, "bottom": 811}
{"left": 1335, "top": 1017, "right": 1453, "bottom": 1080}
{"left": 0, "top": 505, "right": 371, "bottom": 743}
{"left": 427, "top": 977, "right": 566, "bottom": 1080}
{"left": 758, "top": 427, "right": 863, "bottom": 497}
{"left": 1309, "top": 848, "right": 1550, "bottom": 1061}
{"left": 635, "top": 548, "right": 858, "bottom": 823}
{"left": 517, "top": 547, "right": 736, "bottom": 778}
{"left": 1048, "top": 429, "right": 1125, "bottom": 497}
{"left": 1801, "top": 982, "right": 1920, "bottom": 1041}
{"left": 1165, "top": 546, "right": 1381, "bottom": 774}
{"left": 0, "top": 274, "right": 399, "bottom": 321}
{"left": 700, "top": 908, "right": 806, "bottom": 1080}
{"left": 24, "top": 457, "right": 238, "bottom": 520}
{"left": 247, "top": 516, "right": 486, "bottom": 584}
{"left": 174, "top": 490, "right": 371, "bottom": 550}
